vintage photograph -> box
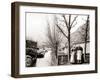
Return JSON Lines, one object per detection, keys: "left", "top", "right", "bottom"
{"left": 11, "top": 2, "right": 97, "bottom": 77}
{"left": 25, "top": 13, "right": 90, "bottom": 67}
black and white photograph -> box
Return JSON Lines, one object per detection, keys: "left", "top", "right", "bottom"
{"left": 11, "top": 2, "right": 97, "bottom": 77}
{"left": 25, "top": 13, "right": 90, "bottom": 67}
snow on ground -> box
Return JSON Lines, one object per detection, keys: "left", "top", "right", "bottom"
{"left": 36, "top": 50, "right": 52, "bottom": 67}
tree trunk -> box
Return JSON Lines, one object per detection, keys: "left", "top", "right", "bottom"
{"left": 68, "top": 15, "right": 71, "bottom": 63}
{"left": 84, "top": 40, "right": 87, "bottom": 62}
{"left": 68, "top": 30, "right": 71, "bottom": 63}
{"left": 84, "top": 26, "right": 88, "bottom": 63}
{"left": 55, "top": 44, "right": 58, "bottom": 58}
{"left": 55, "top": 43, "right": 58, "bottom": 64}
{"left": 84, "top": 15, "right": 89, "bottom": 63}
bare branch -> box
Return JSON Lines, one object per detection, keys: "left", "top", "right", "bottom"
{"left": 46, "top": 22, "right": 55, "bottom": 45}
{"left": 69, "top": 14, "right": 71, "bottom": 30}
{"left": 70, "top": 15, "right": 78, "bottom": 27}
{"left": 57, "top": 23, "right": 66, "bottom": 27}
{"left": 62, "top": 15, "right": 69, "bottom": 29}
{"left": 56, "top": 24, "right": 68, "bottom": 39}
{"left": 71, "top": 22, "right": 77, "bottom": 28}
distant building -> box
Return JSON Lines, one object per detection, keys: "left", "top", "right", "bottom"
{"left": 72, "top": 41, "right": 90, "bottom": 63}
{"left": 57, "top": 41, "right": 90, "bottom": 65}
{"left": 58, "top": 51, "right": 68, "bottom": 65}
{"left": 57, "top": 47, "right": 69, "bottom": 65}
{"left": 73, "top": 41, "right": 90, "bottom": 54}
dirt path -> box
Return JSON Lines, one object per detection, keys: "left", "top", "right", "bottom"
{"left": 36, "top": 50, "right": 52, "bottom": 67}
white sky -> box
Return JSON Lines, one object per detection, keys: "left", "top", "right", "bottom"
{"left": 26, "top": 13, "right": 88, "bottom": 45}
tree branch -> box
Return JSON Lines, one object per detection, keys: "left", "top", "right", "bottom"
{"left": 69, "top": 14, "right": 71, "bottom": 30}
{"left": 70, "top": 15, "right": 78, "bottom": 27}
{"left": 56, "top": 24, "right": 68, "bottom": 39}
{"left": 71, "top": 22, "right": 77, "bottom": 28}
{"left": 62, "top": 15, "right": 69, "bottom": 29}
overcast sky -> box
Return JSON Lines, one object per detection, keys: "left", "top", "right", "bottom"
{"left": 26, "top": 13, "right": 88, "bottom": 46}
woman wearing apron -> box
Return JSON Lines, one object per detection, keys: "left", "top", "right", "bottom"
{"left": 70, "top": 47, "right": 76, "bottom": 64}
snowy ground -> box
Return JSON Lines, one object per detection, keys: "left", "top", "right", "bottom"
{"left": 36, "top": 50, "right": 52, "bottom": 67}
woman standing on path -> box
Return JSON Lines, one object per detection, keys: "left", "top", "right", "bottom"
{"left": 76, "top": 46, "right": 83, "bottom": 64}
{"left": 70, "top": 47, "right": 76, "bottom": 64}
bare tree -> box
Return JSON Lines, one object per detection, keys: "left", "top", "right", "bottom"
{"left": 56, "top": 14, "right": 78, "bottom": 63}
{"left": 45, "top": 20, "right": 63, "bottom": 65}
{"left": 78, "top": 15, "right": 90, "bottom": 62}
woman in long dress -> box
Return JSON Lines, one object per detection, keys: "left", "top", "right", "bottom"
{"left": 76, "top": 46, "right": 83, "bottom": 64}
{"left": 70, "top": 47, "right": 76, "bottom": 64}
